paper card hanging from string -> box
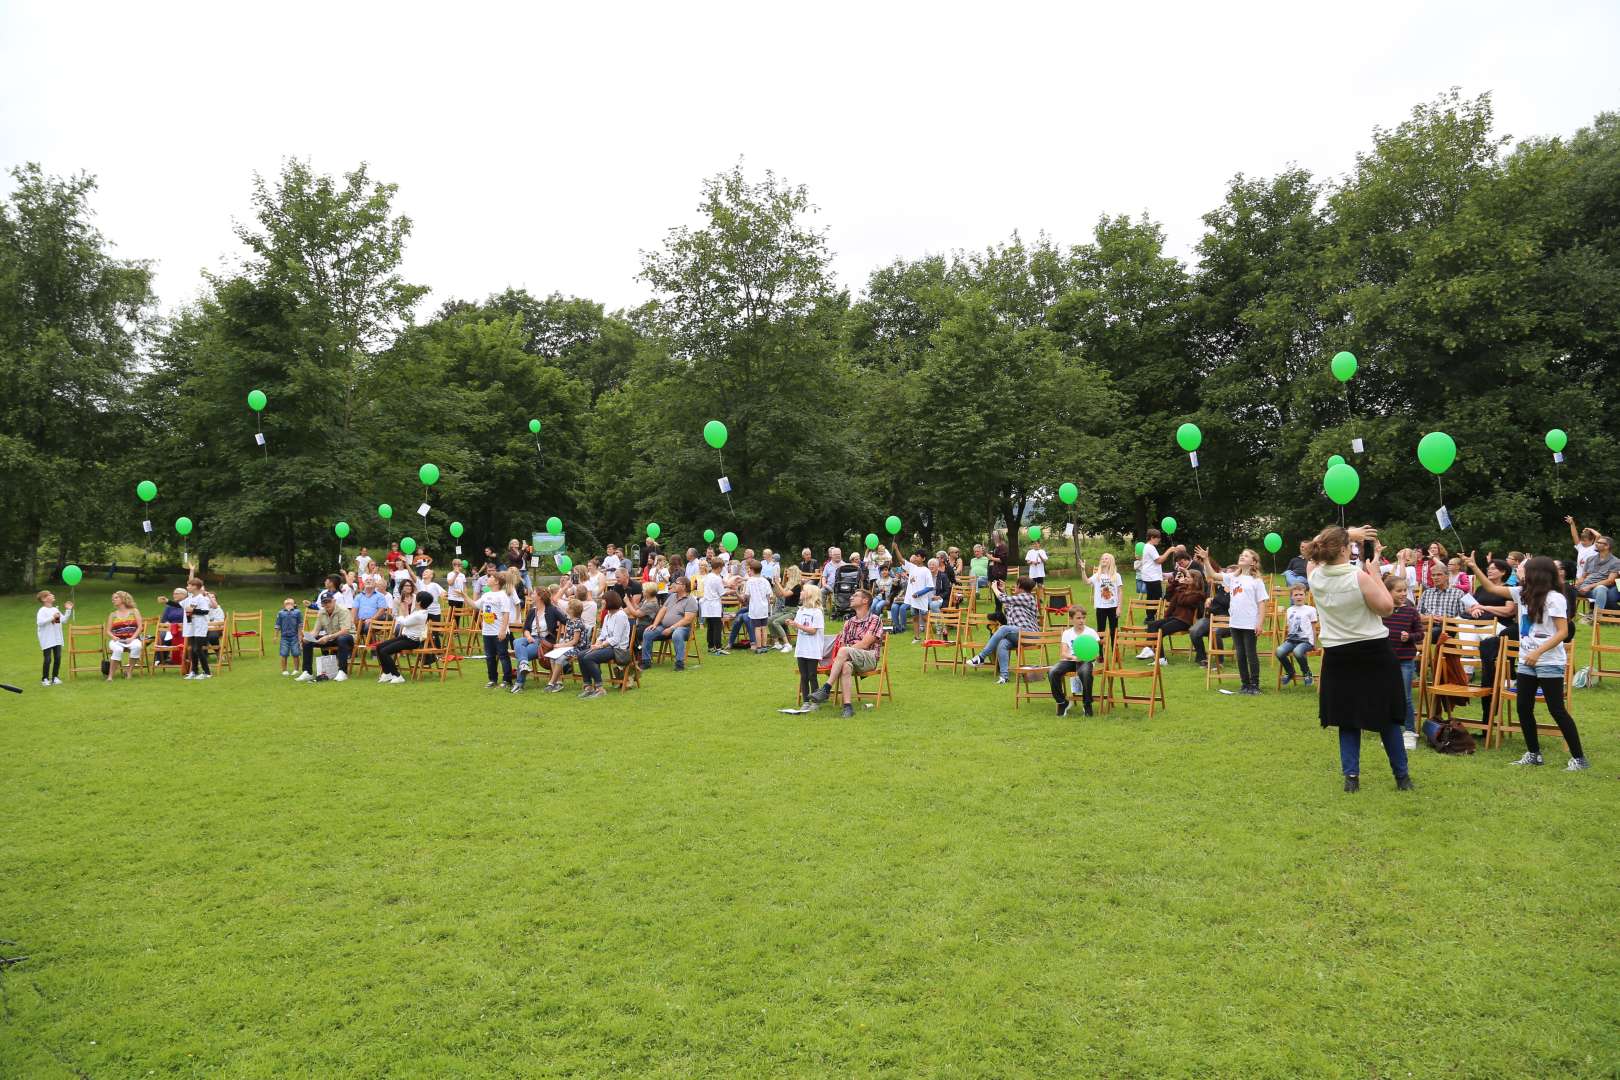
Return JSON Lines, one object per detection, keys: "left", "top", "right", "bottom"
{"left": 455, "top": 545, "right": 462, "bottom": 555}
{"left": 1064, "top": 523, "right": 1075, "bottom": 538}
{"left": 1553, "top": 451, "right": 1565, "bottom": 464}
{"left": 1189, "top": 451, "right": 1199, "bottom": 468}
{"left": 718, "top": 476, "right": 731, "bottom": 494}
{"left": 255, "top": 433, "right": 266, "bottom": 447}
{"left": 417, "top": 503, "right": 430, "bottom": 518}
{"left": 1436, "top": 506, "right": 1452, "bottom": 531}
{"left": 1352, "top": 438, "right": 1364, "bottom": 454}
{"left": 142, "top": 520, "right": 153, "bottom": 534}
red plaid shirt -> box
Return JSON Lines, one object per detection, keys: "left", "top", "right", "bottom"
{"left": 837, "top": 613, "right": 884, "bottom": 654}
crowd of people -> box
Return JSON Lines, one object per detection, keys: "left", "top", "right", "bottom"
{"left": 34, "top": 517, "right": 1614, "bottom": 788}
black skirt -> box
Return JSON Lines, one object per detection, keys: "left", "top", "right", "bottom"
{"left": 1318, "top": 636, "right": 1406, "bottom": 731}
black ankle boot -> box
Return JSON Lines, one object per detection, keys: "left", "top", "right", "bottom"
{"left": 1396, "top": 775, "right": 1414, "bottom": 791}
{"left": 1343, "top": 775, "right": 1360, "bottom": 793}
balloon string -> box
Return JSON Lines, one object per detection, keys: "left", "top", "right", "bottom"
{"left": 1193, "top": 468, "right": 1203, "bottom": 500}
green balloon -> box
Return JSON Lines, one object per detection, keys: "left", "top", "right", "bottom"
{"left": 703, "top": 529, "right": 716, "bottom": 543}
{"left": 400, "top": 537, "right": 417, "bottom": 556}
{"left": 1160, "top": 516, "right": 1177, "bottom": 536}
{"left": 721, "top": 531, "right": 739, "bottom": 553}
{"left": 1058, "top": 482, "right": 1079, "bottom": 505}
{"left": 449, "top": 521, "right": 464, "bottom": 538}
{"left": 1324, "top": 462, "right": 1361, "bottom": 505}
{"left": 1073, "top": 634, "right": 1100, "bottom": 663}
{"left": 1417, "top": 431, "right": 1457, "bottom": 476}
{"left": 247, "top": 389, "right": 267, "bottom": 412}
{"left": 545, "top": 516, "right": 562, "bottom": 535}
{"left": 1135, "top": 541, "right": 1146, "bottom": 557}
{"left": 1331, "top": 351, "right": 1358, "bottom": 382}
{"left": 1176, "top": 423, "right": 1202, "bottom": 452}
{"left": 1028, "top": 526, "right": 1042, "bottom": 542}
{"left": 865, "top": 532, "right": 879, "bottom": 550}
{"left": 703, "top": 420, "right": 728, "bottom": 449}
{"left": 1263, "top": 532, "right": 1283, "bottom": 554}
{"left": 378, "top": 503, "right": 393, "bottom": 520}
{"left": 334, "top": 521, "right": 350, "bottom": 539}
{"left": 528, "top": 419, "right": 541, "bottom": 435}
{"left": 175, "top": 516, "right": 193, "bottom": 537}
{"left": 1327, "top": 454, "right": 1346, "bottom": 468}
{"left": 419, "top": 463, "right": 440, "bottom": 487}
{"left": 556, "top": 554, "right": 573, "bottom": 574}
{"left": 646, "top": 522, "right": 661, "bottom": 540}
{"left": 61, "top": 564, "right": 83, "bottom": 587}
{"left": 136, "top": 480, "right": 157, "bottom": 503}
{"left": 1545, "top": 428, "right": 1567, "bottom": 453}
{"left": 885, "top": 515, "right": 902, "bottom": 536}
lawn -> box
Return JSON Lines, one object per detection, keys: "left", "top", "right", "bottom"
{"left": 3, "top": 577, "right": 1618, "bottom": 1078}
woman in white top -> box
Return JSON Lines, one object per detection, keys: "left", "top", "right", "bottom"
{"left": 1469, "top": 554, "right": 1588, "bottom": 770}
{"left": 376, "top": 602, "right": 431, "bottom": 683}
{"left": 1306, "top": 524, "right": 1411, "bottom": 793}
{"left": 576, "top": 590, "right": 631, "bottom": 698}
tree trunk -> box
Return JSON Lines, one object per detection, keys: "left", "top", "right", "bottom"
{"left": 1134, "top": 495, "right": 1149, "bottom": 542}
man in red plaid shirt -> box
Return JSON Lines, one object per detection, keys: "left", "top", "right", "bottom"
{"left": 809, "top": 590, "right": 884, "bottom": 717}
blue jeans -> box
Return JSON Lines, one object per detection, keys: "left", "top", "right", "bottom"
{"left": 1284, "top": 571, "right": 1308, "bottom": 589}
{"left": 1339, "top": 725, "right": 1409, "bottom": 779}
{"left": 871, "top": 595, "right": 888, "bottom": 616}
{"left": 729, "top": 613, "right": 755, "bottom": 648}
{"left": 1275, "top": 638, "right": 1313, "bottom": 677}
{"left": 893, "top": 604, "right": 916, "bottom": 634}
{"left": 1592, "top": 584, "right": 1619, "bottom": 611}
{"left": 1397, "top": 659, "right": 1416, "bottom": 732}
{"left": 640, "top": 624, "right": 689, "bottom": 668}
{"left": 576, "top": 645, "right": 618, "bottom": 687}
{"left": 976, "top": 625, "right": 1022, "bottom": 677}
{"left": 513, "top": 637, "right": 542, "bottom": 684}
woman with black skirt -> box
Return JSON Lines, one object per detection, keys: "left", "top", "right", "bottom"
{"left": 1307, "top": 525, "right": 1412, "bottom": 793}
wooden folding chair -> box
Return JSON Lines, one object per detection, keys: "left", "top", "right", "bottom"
{"left": 143, "top": 617, "right": 185, "bottom": 674}
{"left": 1127, "top": 598, "right": 1163, "bottom": 626}
{"left": 206, "top": 620, "right": 233, "bottom": 673}
{"left": 1415, "top": 615, "right": 1440, "bottom": 719}
{"left": 1589, "top": 609, "right": 1620, "bottom": 685}
{"left": 1043, "top": 586, "right": 1074, "bottom": 629}
{"left": 1492, "top": 637, "right": 1575, "bottom": 752}
{"left": 609, "top": 627, "right": 643, "bottom": 692}
{"left": 1274, "top": 638, "right": 1324, "bottom": 690}
{"left": 1204, "top": 616, "right": 1240, "bottom": 690}
{"left": 352, "top": 616, "right": 394, "bottom": 675}
{"left": 920, "top": 608, "right": 964, "bottom": 673}
{"left": 1422, "top": 620, "right": 1500, "bottom": 744}
{"left": 854, "top": 644, "right": 893, "bottom": 708}
{"left": 408, "top": 617, "right": 462, "bottom": 683}
{"left": 1100, "top": 627, "right": 1166, "bottom": 716}
{"left": 230, "top": 610, "right": 266, "bottom": 658}
{"left": 957, "top": 611, "right": 994, "bottom": 674}
{"left": 67, "top": 624, "right": 104, "bottom": 680}
{"left": 1011, "top": 628, "right": 1062, "bottom": 709}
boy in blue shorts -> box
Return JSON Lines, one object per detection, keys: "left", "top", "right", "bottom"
{"left": 275, "top": 598, "right": 303, "bottom": 676}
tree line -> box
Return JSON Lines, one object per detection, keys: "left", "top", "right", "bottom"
{"left": 2, "top": 90, "right": 1617, "bottom": 590}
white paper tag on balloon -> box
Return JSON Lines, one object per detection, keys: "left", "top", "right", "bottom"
{"left": 417, "top": 503, "right": 430, "bottom": 518}
{"left": 1553, "top": 451, "right": 1564, "bottom": 464}
{"left": 1188, "top": 451, "right": 1199, "bottom": 468}
{"left": 1352, "top": 438, "right": 1364, "bottom": 453}
{"left": 255, "top": 432, "right": 266, "bottom": 446}
{"left": 142, "top": 520, "right": 153, "bottom": 534}
{"left": 455, "top": 545, "right": 462, "bottom": 555}
{"left": 1064, "top": 523, "right": 1075, "bottom": 538}
{"left": 1436, "top": 506, "right": 1452, "bottom": 531}
{"left": 718, "top": 476, "right": 731, "bottom": 493}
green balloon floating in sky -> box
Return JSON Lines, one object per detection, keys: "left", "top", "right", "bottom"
{"left": 1330, "top": 352, "right": 1358, "bottom": 382}
{"left": 885, "top": 515, "right": 902, "bottom": 536}
{"left": 1263, "top": 532, "right": 1283, "bottom": 554}
{"left": 645, "top": 522, "right": 661, "bottom": 540}
{"left": 703, "top": 420, "right": 728, "bottom": 449}
{"left": 1545, "top": 429, "right": 1567, "bottom": 453}
{"left": 419, "top": 463, "right": 440, "bottom": 487}
{"left": 1058, "top": 482, "right": 1078, "bottom": 505}
{"left": 529, "top": 419, "right": 542, "bottom": 435}
{"left": 449, "top": 521, "right": 464, "bottom": 538}
{"left": 1417, "top": 431, "right": 1457, "bottom": 475}
{"left": 1324, "top": 463, "right": 1361, "bottom": 505}
{"left": 378, "top": 504, "right": 393, "bottom": 521}
{"left": 175, "top": 516, "right": 194, "bottom": 537}
{"left": 136, "top": 480, "right": 158, "bottom": 503}
{"left": 1160, "top": 516, "right": 1178, "bottom": 536}
{"left": 703, "top": 529, "right": 716, "bottom": 544}
{"left": 1176, "top": 423, "right": 1202, "bottom": 452}
{"left": 1135, "top": 541, "right": 1146, "bottom": 557}
{"left": 1027, "top": 526, "right": 1043, "bottom": 542}
{"left": 334, "top": 521, "right": 350, "bottom": 539}
{"left": 721, "top": 531, "right": 738, "bottom": 553}
{"left": 1327, "top": 454, "right": 1346, "bottom": 469}
{"left": 61, "top": 564, "right": 83, "bottom": 587}
{"left": 865, "top": 533, "right": 879, "bottom": 550}
{"left": 247, "top": 389, "right": 267, "bottom": 412}
{"left": 546, "top": 516, "right": 562, "bottom": 535}
{"left": 400, "top": 537, "right": 417, "bottom": 556}
{"left": 556, "top": 554, "right": 573, "bottom": 574}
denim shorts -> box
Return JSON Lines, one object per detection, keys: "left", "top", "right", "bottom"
{"left": 1515, "top": 662, "right": 1565, "bottom": 680}
{"left": 279, "top": 637, "right": 300, "bottom": 658}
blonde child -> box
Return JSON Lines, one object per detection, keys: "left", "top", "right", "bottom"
{"left": 793, "top": 583, "right": 826, "bottom": 705}
{"left": 1197, "top": 546, "right": 1269, "bottom": 695}
{"left": 275, "top": 598, "right": 302, "bottom": 675}
{"left": 36, "top": 589, "right": 73, "bottom": 685}
{"left": 1086, "top": 553, "right": 1122, "bottom": 642}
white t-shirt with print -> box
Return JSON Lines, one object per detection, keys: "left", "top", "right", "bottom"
{"left": 420, "top": 581, "right": 446, "bottom": 615}
{"left": 903, "top": 562, "right": 935, "bottom": 611}
{"left": 477, "top": 590, "right": 512, "bottom": 637}
{"left": 1025, "top": 547, "right": 1048, "bottom": 580}
{"left": 602, "top": 554, "right": 622, "bottom": 573}
{"left": 1089, "top": 572, "right": 1121, "bottom": 610}
{"left": 1511, "top": 586, "right": 1568, "bottom": 670}
{"left": 181, "top": 593, "right": 213, "bottom": 639}
{"left": 1139, "top": 544, "right": 1163, "bottom": 583}
{"left": 1223, "top": 572, "right": 1269, "bottom": 631}
{"left": 1284, "top": 604, "right": 1318, "bottom": 646}
{"left": 447, "top": 571, "right": 467, "bottom": 603}
{"left": 793, "top": 606, "right": 825, "bottom": 660}
{"left": 1574, "top": 543, "right": 1596, "bottom": 580}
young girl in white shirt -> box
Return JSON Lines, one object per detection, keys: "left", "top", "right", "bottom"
{"left": 1198, "top": 546, "right": 1269, "bottom": 695}
{"left": 35, "top": 590, "right": 72, "bottom": 685}
{"left": 793, "top": 583, "right": 826, "bottom": 705}
{"left": 700, "top": 559, "right": 726, "bottom": 654}
{"left": 1086, "top": 553, "right": 1122, "bottom": 642}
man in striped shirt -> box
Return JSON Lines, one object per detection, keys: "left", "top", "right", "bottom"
{"left": 967, "top": 577, "right": 1041, "bottom": 683}
{"left": 1415, "top": 564, "right": 1476, "bottom": 621}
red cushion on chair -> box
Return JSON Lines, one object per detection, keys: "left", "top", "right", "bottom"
{"left": 920, "top": 639, "right": 950, "bottom": 648}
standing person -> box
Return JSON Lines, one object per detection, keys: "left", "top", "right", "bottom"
{"left": 1196, "top": 547, "right": 1268, "bottom": 694}
{"left": 792, "top": 583, "right": 826, "bottom": 707}
{"left": 1275, "top": 586, "right": 1318, "bottom": 687}
{"left": 1085, "top": 553, "right": 1123, "bottom": 644}
{"left": 275, "top": 598, "right": 302, "bottom": 677}
{"left": 987, "top": 531, "right": 1009, "bottom": 588}
{"left": 1565, "top": 515, "right": 1600, "bottom": 582}
{"left": 1024, "top": 537, "right": 1048, "bottom": 587}
{"left": 966, "top": 577, "right": 1041, "bottom": 684}
{"left": 1306, "top": 525, "right": 1411, "bottom": 793}
{"left": 1138, "top": 528, "right": 1169, "bottom": 602}
{"left": 889, "top": 541, "right": 936, "bottom": 642}
{"left": 1381, "top": 576, "right": 1423, "bottom": 749}
{"left": 1468, "top": 554, "right": 1589, "bottom": 770}
{"left": 743, "top": 560, "right": 774, "bottom": 653}
{"left": 1048, "top": 605, "right": 1100, "bottom": 717}
{"left": 356, "top": 547, "right": 374, "bottom": 580}
{"left": 35, "top": 589, "right": 72, "bottom": 686}
{"left": 700, "top": 558, "right": 727, "bottom": 655}
{"left": 808, "top": 589, "right": 884, "bottom": 717}
{"left": 576, "top": 590, "right": 630, "bottom": 699}
{"left": 105, "top": 591, "right": 143, "bottom": 680}
{"left": 478, "top": 569, "right": 515, "bottom": 688}
{"left": 180, "top": 577, "right": 213, "bottom": 680}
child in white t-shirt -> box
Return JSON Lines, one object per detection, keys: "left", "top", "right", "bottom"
{"left": 743, "top": 559, "right": 774, "bottom": 653}
{"left": 1198, "top": 545, "right": 1269, "bottom": 695}
{"left": 700, "top": 561, "right": 726, "bottom": 655}
{"left": 1276, "top": 586, "right": 1318, "bottom": 686}
{"left": 477, "top": 570, "right": 515, "bottom": 687}
{"left": 36, "top": 589, "right": 73, "bottom": 685}
{"left": 1086, "top": 553, "right": 1123, "bottom": 641}
{"left": 1052, "top": 607, "right": 1101, "bottom": 717}
{"left": 180, "top": 577, "right": 214, "bottom": 679}
{"left": 1025, "top": 540, "right": 1048, "bottom": 583}
{"left": 793, "top": 583, "right": 826, "bottom": 705}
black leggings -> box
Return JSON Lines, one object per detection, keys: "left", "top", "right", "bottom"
{"left": 377, "top": 636, "right": 420, "bottom": 676}
{"left": 707, "top": 616, "right": 723, "bottom": 650}
{"left": 798, "top": 656, "right": 820, "bottom": 701}
{"left": 188, "top": 637, "right": 212, "bottom": 675}
{"left": 41, "top": 645, "right": 61, "bottom": 680}
{"left": 1515, "top": 673, "right": 1584, "bottom": 759}
{"left": 1231, "top": 628, "right": 1258, "bottom": 688}
{"left": 1094, "top": 606, "right": 1118, "bottom": 641}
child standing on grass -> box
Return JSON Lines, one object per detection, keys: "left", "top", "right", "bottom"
{"left": 1086, "top": 553, "right": 1122, "bottom": 643}
{"left": 1276, "top": 586, "right": 1318, "bottom": 687}
{"left": 700, "top": 559, "right": 726, "bottom": 656}
{"left": 744, "top": 558, "right": 773, "bottom": 653}
{"left": 1198, "top": 546, "right": 1268, "bottom": 695}
{"left": 478, "top": 569, "right": 515, "bottom": 689}
{"left": 275, "top": 599, "right": 302, "bottom": 677}
{"left": 36, "top": 590, "right": 72, "bottom": 686}
{"left": 1381, "top": 576, "right": 1422, "bottom": 747}
{"left": 793, "top": 583, "right": 826, "bottom": 706}
{"left": 181, "top": 578, "right": 213, "bottom": 680}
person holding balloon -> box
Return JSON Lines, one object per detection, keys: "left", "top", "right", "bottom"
{"left": 35, "top": 588, "right": 74, "bottom": 686}
{"left": 1048, "top": 606, "right": 1101, "bottom": 717}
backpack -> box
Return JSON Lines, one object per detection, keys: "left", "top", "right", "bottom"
{"left": 1430, "top": 720, "right": 1477, "bottom": 755}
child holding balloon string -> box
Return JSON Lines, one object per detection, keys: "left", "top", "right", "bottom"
{"left": 1049, "top": 606, "right": 1101, "bottom": 717}
{"left": 36, "top": 589, "right": 74, "bottom": 686}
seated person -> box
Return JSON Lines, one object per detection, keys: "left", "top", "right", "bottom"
{"left": 295, "top": 591, "right": 355, "bottom": 682}
{"left": 1143, "top": 565, "right": 1206, "bottom": 657}
{"left": 807, "top": 589, "right": 884, "bottom": 717}
{"left": 106, "top": 591, "right": 143, "bottom": 679}
{"left": 639, "top": 578, "right": 699, "bottom": 671}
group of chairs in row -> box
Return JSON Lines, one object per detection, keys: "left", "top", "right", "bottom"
{"left": 57, "top": 611, "right": 268, "bottom": 679}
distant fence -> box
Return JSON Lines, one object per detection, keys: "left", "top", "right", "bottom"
{"left": 56, "top": 564, "right": 311, "bottom": 589}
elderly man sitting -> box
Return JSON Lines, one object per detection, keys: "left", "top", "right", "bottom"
{"left": 639, "top": 577, "right": 699, "bottom": 671}
{"left": 295, "top": 591, "right": 356, "bottom": 682}
{"left": 807, "top": 589, "right": 884, "bottom": 717}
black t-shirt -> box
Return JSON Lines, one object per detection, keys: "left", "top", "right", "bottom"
{"left": 798, "top": 559, "right": 819, "bottom": 576}
{"left": 989, "top": 545, "right": 1009, "bottom": 581}
{"left": 1286, "top": 556, "right": 1307, "bottom": 576}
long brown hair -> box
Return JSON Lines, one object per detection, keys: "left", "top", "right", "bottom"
{"left": 1518, "top": 555, "right": 1559, "bottom": 625}
{"left": 1307, "top": 525, "right": 1348, "bottom": 564}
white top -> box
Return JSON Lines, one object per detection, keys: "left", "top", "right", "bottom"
{"left": 390, "top": 567, "right": 410, "bottom": 585}
{"left": 1575, "top": 542, "right": 1596, "bottom": 579}
{"left": 356, "top": 554, "right": 373, "bottom": 577}
{"left": 1139, "top": 544, "right": 1163, "bottom": 583}
{"left": 1025, "top": 547, "right": 1048, "bottom": 579}
{"left": 1060, "top": 625, "right": 1100, "bottom": 660}
{"left": 793, "top": 606, "right": 825, "bottom": 660}
{"left": 602, "top": 554, "right": 622, "bottom": 573}
{"left": 744, "top": 576, "right": 772, "bottom": 620}
{"left": 684, "top": 559, "right": 702, "bottom": 580}
{"left": 333, "top": 587, "right": 354, "bottom": 610}
{"left": 181, "top": 593, "right": 212, "bottom": 639}
{"left": 762, "top": 559, "right": 780, "bottom": 581}
{"left": 207, "top": 603, "right": 226, "bottom": 628}
{"left": 395, "top": 607, "right": 432, "bottom": 642}
{"left": 477, "top": 590, "right": 512, "bottom": 637}
{"left": 1284, "top": 604, "right": 1318, "bottom": 646}
{"left": 378, "top": 590, "right": 396, "bottom": 612}
{"left": 1223, "top": 572, "right": 1269, "bottom": 631}
{"left": 700, "top": 572, "right": 724, "bottom": 618}
{"left": 1511, "top": 585, "right": 1567, "bottom": 669}
{"left": 1308, "top": 564, "right": 1389, "bottom": 648}
{"left": 600, "top": 609, "right": 631, "bottom": 650}
{"left": 903, "top": 562, "right": 934, "bottom": 611}
{"left": 419, "top": 580, "right": 445, "bottom": 615}
{"left": 1088, "top": 571, "right": 1121, "bottom": 610}
{"left": 584, "top": 574, "right": 603, "bottom": 599}
{"left": 36, "top": 605, "right": 67, "bottom": 649}
{"left": 579, "top": 598, "right": 598, "bottom": 633}
{"left": 447, "top": 571, "right": 467, "bottom": 603}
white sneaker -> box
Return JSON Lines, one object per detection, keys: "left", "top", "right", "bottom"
{"left": 1510, "top": 751, "right": 1543, "bottom": 767}
{"left": 51, "top": 677, "right": 63, "bottom": 685}
{"left": 1158, "top": 657, "right": 1168, "bottom": 666}
{"left": 1402, "top": 732, "right": 1418, "bottom": 751}
{"left": 281, "top": 670, "right": 291, "bottom": 677}
{"left": 41, "top": 679, "right": 50, "bottom": 687}
{"left": 996, "top": 675, "right": 1009, "bottom": 685}
{"left": 196, "top": 673, "right": 211, "bottom": 680}
{"left": 295, "top": 671, "right": 315, "bottom": 682}
{"left": 1566, "top": 757, "right": 1590, "bottom": 771}
{"left": 519, "top": 660, "right": 530, "bottom": 673}
{"left": 378, "top": 674, "right": 391, "bottom": 684}
{"left": 334, "top": 671, "right": 348, "bottom": 682}
{"left": 183, "top": 673, "right": 197, "bottom": 680}
{"left": 967, "top": 656, "right": 984, "bottom": 668}
{"left": 390, "top": 674, "right": 407, "bottom": 684}
{"left": 1136, "top": 647, "right": 1154, "bottom": 660}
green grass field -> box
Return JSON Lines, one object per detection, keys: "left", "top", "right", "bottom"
{"left": 4, "top": 577, "right": 1619, "bottom": 1078}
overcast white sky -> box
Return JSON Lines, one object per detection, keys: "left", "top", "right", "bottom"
{"left": 3, "top": 1, "right": 1617, "bottom": 317}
